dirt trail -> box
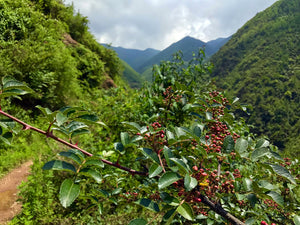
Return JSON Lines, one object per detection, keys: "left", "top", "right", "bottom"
{"left": 0, "top": 161, "right": 33, "bottom": 224}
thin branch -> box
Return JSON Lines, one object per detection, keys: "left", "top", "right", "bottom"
{"left": 199, "top": 194, "right": 246, "bottom": 225}
{"left": 0, "top": 109, "right": 147, "bottom": 176}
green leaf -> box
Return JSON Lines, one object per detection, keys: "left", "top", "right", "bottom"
{"left": 177, "top": 202, "right": 194, "bottom": 220}
{"left": 243, "top": 178, "right": 253, "bottom": 192}
{"left": 0, "top": 134, "right": 12, "bottom": 145}
{"left": 162, "top": 208, "right": 177, "bottom": 225}
{"left": 266, "top": 191, "right": 284, "bottom": 206}
{"left": 293, "top": 215, "right": 300, "bottom": 225}
{"left": 184, "top": 174, "right": 197, "bottom": 191}
{"left": 245, "top": 217, "right": 256, "bottom": 225}
{"left": 59, "top": 151, "right": 82, "bottom": 165}
{"left": 59, "top": 179, "right": 80, "bottom": 208}
{"left": 158, "top": 172, "right": 181, "bottom": 189}
{"left": 140, "top": 148, "right": 160, "bottom": 164}
{"left": 170, "top": 158, "right": 189, "bottom": 173}
{"left": 42, "top": 160, "right": 76, "bottom": 173}
{"left": 149, "top": 164, "right": 163, "bottom": 178}
{"left": 2, "top": 76, "right": 33, "bottom": 93}
{"left": 79, "top": 168, "right": 102, "bottom": 183}
{"left": 174, "top": 127, "right": 188, "bottom": 138}
{"left": 269, "top": 164, "right": 296, "bottom": 184}
{"left": 121, "top": 132, "right": 131, "bottom": 146}
{"left": 67, "top": 121, "right": 88, "bottom": 133}
{"left": 205, "top": 111, "right": 212, "bottom": 120}
{"left": 121, "top": 122, "right": 141, "bottom": 132}
{"left": 235, "top": 138, "right": 248, "bottom": 155}
{"left": 114, "top": 142, "right": 125, "bottom": 154}
{"left": 84, "top": 158, "right": 104, "bottom": 168}
{"left": 128, "top": 218, "right": 148, "bottom": 225}
{"left": 163, "top": 146, "right": 176, "bottom": 168}
{"left": 71, "top": 129, "right": 90, "bottom": 138}
{"left": 251, "top": 147, "right": 269, "bottom": 161}
{"left": 56, "top": 112, "right": 67, "bottom": 127}
{"left": 258, "top": 180, "right": 277, "bottom": 191}
{"left": 135, "top": 198, "right": 160, "bottom": 212}
{"left": 191, "top": 123, "right": 202, "bottom": 138}
{"left": 75, "top": 114, "right": 99, "bottom": 124}
{"left": 255, "top": 139, "right": 269, "bottom": 148}
{"left": 223, "top": 135, "right": 235, "bottom": 153}
{"left": 247, "top": 193, "right": 257, "bottom": 208}
{"left": 160, "top": 192, "right": 180, "bottom": 205}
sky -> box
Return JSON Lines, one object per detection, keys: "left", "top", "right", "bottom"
{"left": 63, "top": 0, "right": 278, "bottom": 50}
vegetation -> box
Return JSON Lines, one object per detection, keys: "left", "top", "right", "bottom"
{"left": 0, "top": 0, "right": 299, "bottom": 224}
{"left": 210, "top": 0, "right": 300, "bottom": 156}
{"left": 0, "top": 52, "right": 299, "bottom": 224}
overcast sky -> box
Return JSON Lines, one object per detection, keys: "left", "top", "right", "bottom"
{"left": 63, "top": 0, "right": 278, "bottom": 50}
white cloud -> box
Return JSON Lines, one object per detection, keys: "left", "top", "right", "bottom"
{"left": 64, "top": 0, "right": 278, "bottom": 50}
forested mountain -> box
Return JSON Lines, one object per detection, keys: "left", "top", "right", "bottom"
{"left": 0, "top": 0, "right": 123, "bottom": 108}
{"left": 103, "top": 36, "right": 230, "bottom": 83}
{"left": 210, "top": 0, "right": 300, "bottom": 155}
{"left": 102, "top": 45, "right": 160, "bottom": 72}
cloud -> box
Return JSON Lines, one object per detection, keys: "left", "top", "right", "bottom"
{"left": 64, "top": 0, "right": 278, "bottom": 50}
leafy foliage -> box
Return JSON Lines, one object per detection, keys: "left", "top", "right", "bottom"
{"left": 211, "top": 0, "right": 300, "bottom": 156}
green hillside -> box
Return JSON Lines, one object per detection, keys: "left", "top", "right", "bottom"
{"left": 211, "top": 0, "right": 300, "bottom": 155}
{"left": 0, "top": 0, "right": 122, "bottom": 108}
{"left": 120, "top": 59, "right": 144, "bottom": 88}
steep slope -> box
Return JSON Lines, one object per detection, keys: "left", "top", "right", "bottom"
{"left": 0, "top": 0, "right": 122, "bottom": 108}
{"left": 211, "top": 0, "right": 300, "bottom": 153}
{"left": 120, "top": 60, "right": 144, "bottom": 88}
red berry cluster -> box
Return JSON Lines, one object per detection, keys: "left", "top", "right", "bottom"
{"left": 140, "top": 121, "right": 167, "bottom": 153}
{"left": 261, "top": 221, "right": 276, "bottom": 225}
{"left": 162, "top": 86, "right": 182, "bottom": 106}
{"left": 263, "top": 199, "right": 279, "bottom": 210}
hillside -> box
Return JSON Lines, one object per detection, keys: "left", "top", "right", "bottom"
{"left": 210, "top": 0, "right": 300, "bottom": 154}
{"left": 0, "top": 0, "right": 122, "bottom": 108}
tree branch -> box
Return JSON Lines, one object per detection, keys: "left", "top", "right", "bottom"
{"left": 0, "top": 109, "right": 147, "bottom": 176}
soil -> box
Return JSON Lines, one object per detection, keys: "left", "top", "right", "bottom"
{"left": 0, "top": 161, "right": 33, "bottom": 225}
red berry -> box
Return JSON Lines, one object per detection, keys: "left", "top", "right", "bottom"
{"left": 205, "top": 135, "right": 210, "bottom": 139}
{"left": 192, "top": 166, "right": 198, "bottom": 171}
{"left": 261, "top": 221, "right": 268, "bottom": 225}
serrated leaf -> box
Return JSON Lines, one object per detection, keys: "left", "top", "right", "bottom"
{"left": 158, "top": 172, "right": 181, "bottom": 189}
{"left": 128, "top": 218, "right": 148, "bottom": 225}
{"left": 251, "top": 147, "right": 269, "bottom": 161}
{"left": 223, "top": 135, "right": 235, "bottom": 153}
{"left": 170, "top": 158, "right": 189, "bottom": 173}
{"left": 177, "top": 202, "right": 194, "bottom": 220}
{"left": 56, "top": 112, "right": 67, "bottom": 127}
{"left": 135, "top": 198, "right": 160, "bottom": 212}
{"left": 79, "top": 168, "right": 102, "bottom": 183}
{"left": 121, "top": 132, "right": 130, "bottom": 146}
{"left": 84, "top": 158, "right": 104, "bottom": 168}
{"left": 184, "top": 174, "right": 197, "bottom": 191}
{"left": 255, "top": 139, "right": 269, "bottom": 148}
{"left": 269, "top": 164, "right": 296, "bottom": 184}
{"left": 69, "top": 149, "right": 86, "bottom": 160}
{"left": 266, "top": 191, "right": 284, "bottom": 206}
{"left": 42, "top": 160, "right": 76, "bottom": 173}
{"left": 149, "top": 164, "right": 163, "bottom": 178}
{"left": 140, "top": 148, "right": 160, "bottom": 164}
{"left": 235, "top": 138, "right": 248, "bottom": 155}
{"left": 174, "top": 127, "right": 188, "bottom": 138}
{"left": 121, "top": 121, "right": 141, "bottom": 132}
{"left": 59, "top": 179, "right": 80, "bottom": 208}
{"left": 71, "top": 129, "right": 90, "bottom": 138}
{"left": 67, "top": 121, "right": 88, "bottom": 133}
{"left": 76, "top": 114, "right": 99, "bottom": 124}
{"left": 59, "top": 151, "right": 82, "bottom": 165}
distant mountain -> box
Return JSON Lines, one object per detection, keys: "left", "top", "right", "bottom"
{"left": 102, "top": 36, "right": 231, "bottom": 83}
{"left": 210, "top": 0, "right": 300, "bottom": 155}
{"left": 102, "top": 45, "right": 160, "bottom": 72}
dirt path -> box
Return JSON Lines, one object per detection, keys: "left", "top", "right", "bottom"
{"left": 0, "top": 161, "right": 33, "bottom": 224}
